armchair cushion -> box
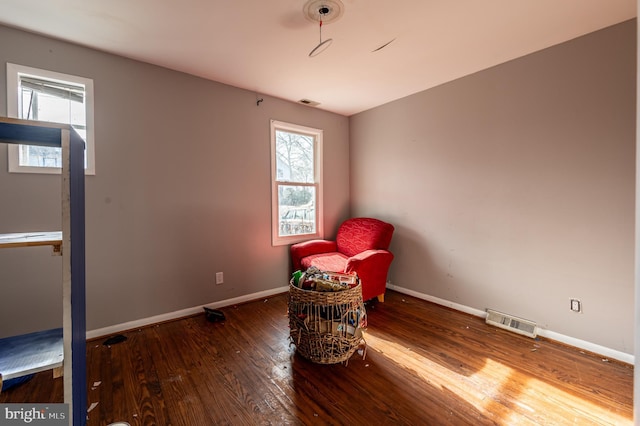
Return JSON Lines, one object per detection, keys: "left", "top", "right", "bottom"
{"left": 290, "top": 240, "right": 337, "bottom": 271}
{"left": 291, "top": 217, "right": 395, "bottom": 302}
{"left": 300, "top": 252, "right": 348, "bottom": 272}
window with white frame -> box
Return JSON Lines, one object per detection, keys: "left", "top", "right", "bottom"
{"left": 271, "top": 120, "right": 323, "bottom": 246}
{"left": 6, "top": 63, "right": 95, "bottom": 174}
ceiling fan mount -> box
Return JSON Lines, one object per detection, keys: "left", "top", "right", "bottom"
{"left": 303, "top": 0, "right": 344, "bottom": 24}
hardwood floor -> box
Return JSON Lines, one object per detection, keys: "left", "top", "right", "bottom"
{"left": 1, "top": 290, "right": 633, "bottom": 425}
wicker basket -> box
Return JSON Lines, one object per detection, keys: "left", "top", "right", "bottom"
{"left": 288, "top": 281, "right": 366, "bottom": 364}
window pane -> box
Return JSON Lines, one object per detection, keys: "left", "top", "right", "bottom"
{"left": 18, "top": 83, "right": 86, "bottom": 168}
{"left": 7, "top": 63, "right": 95, "bottom": 174}
{"left": 271, "top": 120, "right": 323, "bottom": 246}
{"left": 278, "top": 185, "right": 316, "bottom": 236}
{"left": 20, "top": 145, "right": 62, "bottom": 168}
{"left": 275, "top": 130, "right": 314, "bottom": 183}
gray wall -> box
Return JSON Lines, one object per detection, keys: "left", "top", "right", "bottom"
{"left": 0, "top": 19, "right": 635, "bottom": 357}
{"left": 0, "top": 25, "right": 350, "bottom": 336}
{"left": 350, "top": 20, "right": 636, "bottom": 354}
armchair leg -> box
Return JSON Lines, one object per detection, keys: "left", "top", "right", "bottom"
{"left": 377, "top": 294, "right": 385, "bottom": 303}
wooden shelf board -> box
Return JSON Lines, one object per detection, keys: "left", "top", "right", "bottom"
{"left": 0, "top": 328, "right": 63, "bottom": 386}
{"left": 0, "top": 232, "right": 62, "bottom": 250}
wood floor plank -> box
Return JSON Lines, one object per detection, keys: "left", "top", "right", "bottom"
{"left": 0, "top": 290, "right": 633, "bottom": 425}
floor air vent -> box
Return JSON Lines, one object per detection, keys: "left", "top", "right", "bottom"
{"left": 486, "top": 309, "right": 537, "bottom": 338}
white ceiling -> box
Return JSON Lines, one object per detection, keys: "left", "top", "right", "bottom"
{"left": 0, "top": 0, "right": 636, "bottom": 116}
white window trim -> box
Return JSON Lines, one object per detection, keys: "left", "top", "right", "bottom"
{"left": 270, "top": 120, "right": 324, "bottom": 246}
{"left": 6, "top": 63, "right": 95, "bottom": 175}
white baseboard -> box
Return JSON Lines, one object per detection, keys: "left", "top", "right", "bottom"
{"left": 88, "top": 283, "right": 634, "bottom": 365}
{"left": 387, "top": 283, "right": 634, "bottom": 365}
{"left": 86, "top": 286, "right": 289, "bottom": 340}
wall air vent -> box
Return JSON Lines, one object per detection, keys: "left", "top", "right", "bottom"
{"left": 486, "top": 309, "right": 537, "bottom": 338}
{"left": 299, "top": 99, "right": 320, "bottom": 107}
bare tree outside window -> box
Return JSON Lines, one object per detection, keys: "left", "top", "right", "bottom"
{"left": 275, "top": 130, "right": 314, "bottom": 183}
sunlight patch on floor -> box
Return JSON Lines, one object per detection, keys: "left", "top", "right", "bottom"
{"left": 495, "top": 369, "right": 632, "bottom": 425}
{"left": 364, "top": 331, "right": 632, "bottom": 425}
{"left": 364, "top": 332, "right": 495, "bottom": 416}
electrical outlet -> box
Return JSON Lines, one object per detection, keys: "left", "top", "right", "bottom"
{"left": 215, "top": 272, "right": 224, "bottom": 285}
{"left": 570, "top": 298, "right": 581, "bottom": 313}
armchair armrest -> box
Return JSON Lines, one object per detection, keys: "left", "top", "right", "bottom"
{"left": 345, "top": 249, "right": 394, "bottom": 301}
{"left": 345, "top": 249, "right": 393, "bottom": 271}
{"left": 290, "top": 239, "right": 338, "bottom": 271}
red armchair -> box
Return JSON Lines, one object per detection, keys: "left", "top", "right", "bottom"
{"left": 291, "top": 217, "right": 395, "bottom": 302}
